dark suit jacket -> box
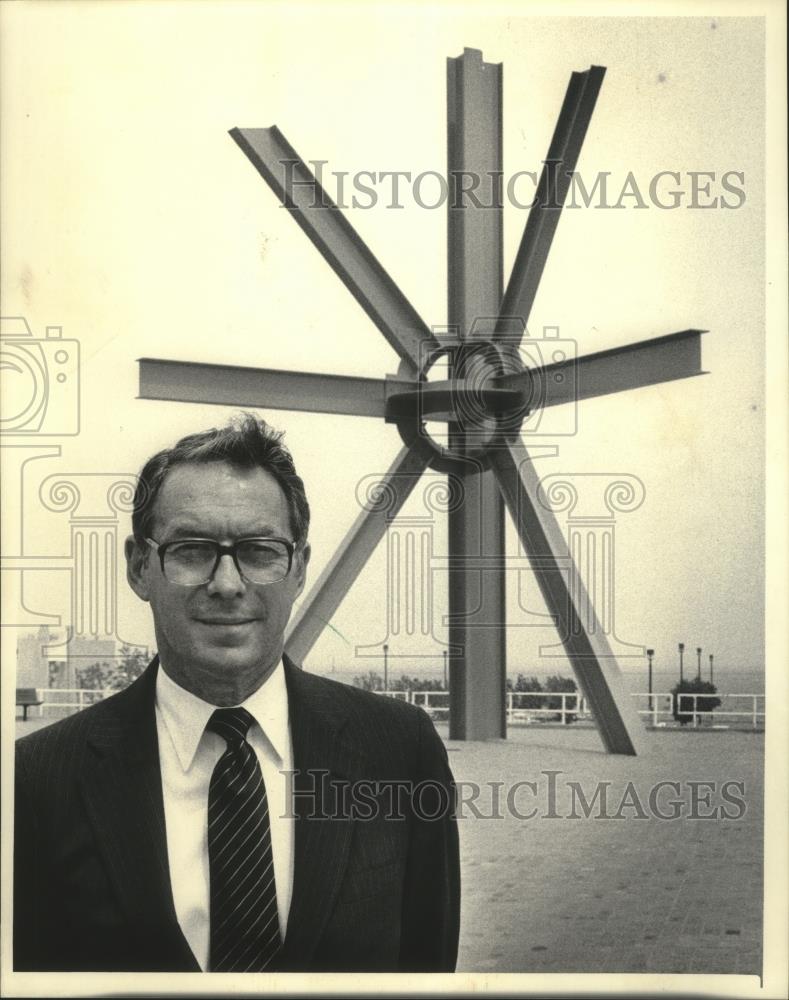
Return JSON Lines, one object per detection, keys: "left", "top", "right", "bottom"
{"left": 14, "top": 657, "right": 460, "bottom": 973}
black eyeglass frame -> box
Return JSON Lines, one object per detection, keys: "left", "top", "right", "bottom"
{"left": 143, "top": 536, "right": 297, "bottom": 586}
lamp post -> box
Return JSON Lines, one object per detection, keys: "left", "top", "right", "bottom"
{"left": 696, "top": 646, "right": 702, "bottom": 680}
{"left": 442, "top": 649, "right": 448, "bottom": 691}
{"left": 678, "top": 642, "right": 685, "bottom": 682}
{"left": 709, "top": 653, "right": 714, "bottom": 684}
{"left": 646, "top": 648, "right": 654, "bottom": 713}
{"left": 382, "top": 642, "right": 389, "bottom": 693}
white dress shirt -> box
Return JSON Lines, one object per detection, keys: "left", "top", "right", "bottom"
{"left": 155, "top": 661, "right": 294, "bottom": 971}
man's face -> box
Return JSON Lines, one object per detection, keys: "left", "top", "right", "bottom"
{"left": 125, "top": 461, "right": 310, "bottom": 701}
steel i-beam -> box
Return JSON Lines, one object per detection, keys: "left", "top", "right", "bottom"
{"left": 446, "top": 48, "right": 507, "bottom": 740}
{"left": 496, "top": 328, "right": 708, "bottom": 409}
{"left": 230, "top": 126, "right": 439, "bottom": 376}
{"left": 489, "top": 435, "right": 646, "bottom": 755}
{"left": 496, "top": 66, "right": 605, "bottom": 343}
{"left": 138, "top": 329, "right": 705, "bottom": 418}
{"left": 138, "top": 358, "right": 397, "bottom": 418}
{"left": 285, "top": 445, "right": 429, "bottom": 664}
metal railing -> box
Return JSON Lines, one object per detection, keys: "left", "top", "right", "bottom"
{"left": 18, "top": 687, "right": 114, "bottom": 718}
{"left": 18, "top": 684, "right": 765, "bottom": 730}
{"left": 507, "top": 691, "right": 588, "bottom": 725}
{"left": 386, "top": 689, "right": 589, "bottom": 725}
{"left": 631, "top": 691, "right": 765, "bottom": 729}
{"left": 399, "top": 689, "right": 764, "bottom": 729}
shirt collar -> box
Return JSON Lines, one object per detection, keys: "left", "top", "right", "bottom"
{"left": 156, "top": 659, "right": 290, "bottom": 772}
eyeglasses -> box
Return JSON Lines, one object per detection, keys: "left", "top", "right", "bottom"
{"left": 144, "top": 536, "right": 296, "bottom": 587}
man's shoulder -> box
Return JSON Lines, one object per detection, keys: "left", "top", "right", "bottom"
{"left": 15, "top": 673, "right": 150, "bottom": 777}
{"left": 285, "top": 665, "right": 450, "bottom": 775}
{"left": 15, "top": 691, "right": 115, "bottom": 757}
{"left": 289, "top": 666, "right": 427, "bottom": 727}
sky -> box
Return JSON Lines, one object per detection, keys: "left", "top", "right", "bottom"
{"left": 1, "top": 3, "right": 775, "bottom": 684}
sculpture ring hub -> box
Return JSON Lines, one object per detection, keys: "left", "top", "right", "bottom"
{"left": 386, "top": 339, "right": 531, "bottom": 473}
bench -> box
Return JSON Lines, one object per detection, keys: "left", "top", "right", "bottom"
{"left": 16, "top": 688, "right": 43, "bottom": 720}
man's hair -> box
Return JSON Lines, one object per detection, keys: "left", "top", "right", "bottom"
{"left": 131, "top": 413, "right": 310, "bottom": 546}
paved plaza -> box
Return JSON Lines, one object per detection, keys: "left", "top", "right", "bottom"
{"left": 14, "top": 717, "right": 763, "bottom": 978}
{"left": 440, "top": 724, "right": 763, "bottom": 976}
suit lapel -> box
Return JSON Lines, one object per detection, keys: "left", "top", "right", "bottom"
{"left": 78, "top": 660, "right": 199, "bottom": 971}
{"left": 279, "top": 658, "right": 362, "bottom": 970}
{"left": 77, "top": 655, "right": 361, "bottom": 970}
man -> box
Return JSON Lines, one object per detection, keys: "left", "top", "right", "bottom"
{"left": 14, "top": 415, "right": 460, "bottom": 973}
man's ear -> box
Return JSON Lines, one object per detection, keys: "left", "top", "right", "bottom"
{"left": 292, "top": 542, "right": 311, "bottom": 598}
{"left": 125, "top": 535, "right": 151, "bottom": 602}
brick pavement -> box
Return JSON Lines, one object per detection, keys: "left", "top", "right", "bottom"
{"left": 437, "top": 724, "right": 763, "bottom": 975}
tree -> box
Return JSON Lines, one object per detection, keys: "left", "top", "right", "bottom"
{"left": 353, "top": 671, "right": 447, "bottom": 693}
{"left": 509, "top": 674, "right": 544, "bottom": 710}
{"left": 111, "top": 644, "right": 148, "bottom": 690}
{"left": 392, "top": 674, "right": 444, "bottom": 692}
{"left": 76, "top": 662, "right": 110, "bottom": 690}
{"left": 74, "top": 645, "right": 149, "bottom": 694}
{"left": 671, "top": 677, "right": 721, "bottom": 725}
{"left": 544, "top": 675, "right": 579, "bottom": 723}
{"left": 353, "top": 670, "right": 385, "bottom": 692}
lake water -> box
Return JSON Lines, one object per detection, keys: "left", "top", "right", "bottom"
{"left": 312, "top": 664, "right": 766, "bottom": 698}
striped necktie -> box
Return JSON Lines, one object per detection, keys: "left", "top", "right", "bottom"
{"left": 206, "top": 707, "right": 282, "bottom": 972}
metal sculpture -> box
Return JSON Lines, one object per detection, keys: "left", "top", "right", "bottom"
{"left": 139, "top": 48, "right": 706, "bottom": 754}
